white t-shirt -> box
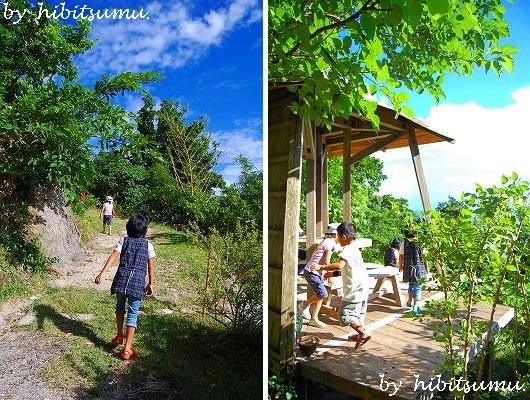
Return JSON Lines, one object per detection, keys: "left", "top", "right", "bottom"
{"left": 115, "top": 237, "right": 156, "bottom": 259}
{"left": 304, "top": 237, "right": 337, "bottom": 277}
{"left": 340, "top": 243, "right": 369, "bottom": 303}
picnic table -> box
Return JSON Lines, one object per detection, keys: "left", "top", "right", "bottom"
{"left": 319, "top": 263, "right": 404, "bottom": 319}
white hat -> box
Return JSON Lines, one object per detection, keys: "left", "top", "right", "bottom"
{"left": 105, "top": 196, "right": 113, "bottom": 202}
{"left": 325, "top": 223, "right": 340, "bottom": 234}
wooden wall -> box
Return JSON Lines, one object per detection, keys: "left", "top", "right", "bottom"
{"left": 268, "top": 89, "right": 302, "bottom": 374}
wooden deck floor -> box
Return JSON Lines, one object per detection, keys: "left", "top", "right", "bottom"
{"left": 296, "top": 277, "right": 514, "bottom": 400}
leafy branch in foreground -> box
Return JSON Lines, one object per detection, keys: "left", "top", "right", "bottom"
{"left": 269, "top": 0, "right": 516, "bottom": 128}
{"left": 415, "top": 173, "right": 530, "bottom": 400}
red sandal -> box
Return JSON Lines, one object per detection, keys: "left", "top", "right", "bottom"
{"left": 120, "top": 348, "right": 137, "bottom": 360}
{"left": 111, "top": 335, "right": 124, "bottom": 345}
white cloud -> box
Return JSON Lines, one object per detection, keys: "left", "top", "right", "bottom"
{"left": 78, "top": 0, "right": 261, "bottom": 75}
{"left": 212, "top": 118, "right": 263, "bottom": 184}
{"left": 375, "top": 85, "right": 530, "bottom": 209}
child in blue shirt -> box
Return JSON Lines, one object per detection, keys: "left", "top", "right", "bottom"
{"left": 95, "top": 212, "right": 156, "bottom": 360}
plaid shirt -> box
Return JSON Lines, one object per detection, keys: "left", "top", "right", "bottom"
{"left": 111, "top": 237, "right": 149, "bottom": 299}
{"left": 402, "top": 239, "right": 426, "bottom": 283}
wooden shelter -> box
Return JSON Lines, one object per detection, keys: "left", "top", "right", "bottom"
{"left": 268, "top": 87, "right": 455, "bottom": 374}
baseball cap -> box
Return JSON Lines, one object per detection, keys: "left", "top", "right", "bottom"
{"left": 325, "top": 223, "right": 340, "bottom": 235}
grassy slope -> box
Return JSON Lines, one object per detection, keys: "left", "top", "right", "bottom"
{"left": 11, "top": 209, "right": 261, "bottom": 399}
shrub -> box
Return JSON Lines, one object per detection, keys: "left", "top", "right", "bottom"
{"left": 196, "top": 224, "right": 263, "bottom": 336}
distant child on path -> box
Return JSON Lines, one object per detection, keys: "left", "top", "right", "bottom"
{"left": 399, "top": 229, "right": 428, "bottom": 315}
{"left": 298, "top": 223, "right": 341, "bottom": 328}
{"left": 100, "top": 196, "right": 114, "bottom": 235}
{"left": 384, "top": 239, "right": 401, "bottom": 269}
{"left": 312, "top": 222, "right": 371, "bottom": 349}
{"left": 95, "top": 212, "right": 156, "bottom": 360}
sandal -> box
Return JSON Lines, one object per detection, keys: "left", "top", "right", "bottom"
{"left": 354, "top": 333, "right": 371, "bottom": 350}
{"left": 111, "top": 335, "right": 124, "bottom": 345}
{"left": 120, "top": 348, "right": 136, "bottom": 360}
{"left": 347, "top": 333, "right": 361, "bottom": 341}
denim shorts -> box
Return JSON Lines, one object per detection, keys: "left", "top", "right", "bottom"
{"left": 408, "top": 282, "right": 422, "bottom": 301}
{"left": 103, "top": 215, "right": 112, "bottom": 224}
{"left": 115, "top": 293, "right": 142, "bottom": 328}
{"left": 303, "top": 270, "right": 328, "bottom": 299}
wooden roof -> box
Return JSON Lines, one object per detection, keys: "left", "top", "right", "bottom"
{"left": 324, "top": 104, "right": 454, "bottom": 158}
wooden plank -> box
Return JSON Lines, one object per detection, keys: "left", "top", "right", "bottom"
{"left": 303, "top": 119, "right": 315, "bottom": 160}
{"left": 276, "top": 115, "right": 304, "bottom": 374}
{"left": 343, "top": 128, "right": 352, "bottom": 222}
{"left": 408, "top": 125, "right": 432, "bottom": 213}
{"left": 322, "top": 150, "right": 329, "bottom": 229}
{"left": 350, "top": 131, "right": 406, "bottom": 164}
{"left": 315, "top": 130, "right": 323, "bottom": 237}
{"left": 306, "top": 123, "right": 317, "bottom": 253}
{"left": 269, "top": 155, "right": 289, "bottom": 164}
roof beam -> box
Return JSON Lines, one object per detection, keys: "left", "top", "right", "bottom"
{"left": 350, "top": 131, "right": 407, "bottom": 164}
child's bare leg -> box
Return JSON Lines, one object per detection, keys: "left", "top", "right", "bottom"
{"left": 115, "top": 311, "right": 125, "bottom": 337}
{"left": 102, "top": 221, "right": 106, "bottom": 234}
{"left": 407, "top": 292, "right": 413, "bottom": 304}
{"left": 124, "top": 326, "right": 136, "bottom": 351}
{"left": 109, "top": 224, "right": 112, "bottom": 235}
{"left": 310, "top": 297, "right": 325, "bottom": 320}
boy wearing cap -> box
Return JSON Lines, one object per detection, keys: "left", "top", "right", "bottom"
{"left": 298, "top": 223, "right": 341, "bottom": 328}
{"left": 101, "top": 196, "right": 114, "bottom": 235}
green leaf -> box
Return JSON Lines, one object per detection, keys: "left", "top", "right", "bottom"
{"left": 505, "top": 265, "right": 517, "bottom": 272}
{"left": 426, "top": 0, "right": 449, "bottom": 15}
{"left": 500, "top": 45, "right": 518, "bottom": 55}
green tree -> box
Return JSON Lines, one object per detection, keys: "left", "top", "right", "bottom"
{"left": 157, "top": 100, "right": 223, "bottom": 195}
{"left": 269, "top": 0, "right": 516, "bottom": 127}
{"left": 0, "top": 1, "right": 159, "bottom": 200}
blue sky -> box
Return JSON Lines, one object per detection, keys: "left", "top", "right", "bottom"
{"left": 374, "top": 1, "right": 530, "bottom": 211}
{"left": 56, "top": 0, "right": 263, "bottom": 184}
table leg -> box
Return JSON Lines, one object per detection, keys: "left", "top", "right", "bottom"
{"left": 373, "top": 278, "right": 384, "bottom": 293}
{"left": 390, "top": 275, "right": 404, "bottom": 306}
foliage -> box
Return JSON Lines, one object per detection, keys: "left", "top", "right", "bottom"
{"left": 214, "top": 156, "right": 263, "bottom": 233}
{"left": 269, "top": 0, "right": 516, "bottom": 127}
{"left": 269, "top": 375, "right": 298, "bottom": 400}
{"left": 0, "top": 197, "right": 55, "bottom": 273}
{"left": 196, "top": 225, "right": 263, "bottom": 336}
{"left": 153, "top": 98, "right": 223, "bottom": 195}
{"left": 413, "top": 173, "right": 530, "bottom": 400}
{"left": 0, "top": 0, "right": 159, "bottom": 199}
{"left": 90, "top": 151, "right": 150, "bottom": 207}
{"left": 436, "top": 195, "right": 464, "bottom": 217}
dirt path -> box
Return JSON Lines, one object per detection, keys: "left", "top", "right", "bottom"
{"left": 0, "top": 229, "right": 126, "bottom": 400}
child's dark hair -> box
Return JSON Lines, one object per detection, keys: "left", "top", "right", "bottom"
{"left": 337, "top": 222, "right": 357, "bottom": 241}
{"left": 390, "top": 238, "right": 401, "bottom": 249}
{"left": 126, "top": 212, "right": 150, "bottom": 238}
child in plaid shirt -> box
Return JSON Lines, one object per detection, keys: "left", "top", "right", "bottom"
{"left": 95, "top": 212, "right": 156, "bottom": 360}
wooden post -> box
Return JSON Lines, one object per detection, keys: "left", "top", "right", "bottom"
{"left": 408, "top": 125, "right": 432, "bottom": 212}
{"left": 279, "top": 116, "right": 304, "bottom": 372}
{"left": 315, "top": 128, "right": 323, "bottom": 238}
{"left": 343, "top": 128, "right": 352, "bottom": 222}
{"left": 305, "top": 121, "right": 317, "bottom": 258}
{"left": 322, "top": 149, "right": 329, "bottom": 230}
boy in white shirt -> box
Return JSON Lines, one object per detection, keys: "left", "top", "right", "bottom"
{"left": 312, "top": 222, "right": 371, "bottom": 349}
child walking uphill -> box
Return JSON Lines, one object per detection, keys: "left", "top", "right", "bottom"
{"left": 399, "top": 229, "right": 428, "bottom": 315}
{"left": 312, "top": 222, "right": 371, "bottom": 350}
{"left": 100, "top": 196, "right": 114, "bottom": 235}
{"left": 95, "top": 212, "right": 156, "bottom": 360}
{"left": 298, "top": 223, "right": 341, "bottom": 328}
